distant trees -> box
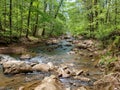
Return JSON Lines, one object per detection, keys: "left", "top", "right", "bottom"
{"left": 67, "top": 0, "right": 120, "bottom": 39}
{"left": 49, "top": 0, "right": 64, "bottom": 36}
{"left": 0, "top": 0, "right": 66, "bottom": 39}
{"left": 0, "top": 0, "right": 119, "bottom": 42}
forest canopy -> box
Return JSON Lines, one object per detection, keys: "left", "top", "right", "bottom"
{"left": 0, "top": 0, "right": 120, "bottom": 43}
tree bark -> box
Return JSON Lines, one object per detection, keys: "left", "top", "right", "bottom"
{"left": 106, "top": 0, "right": 111, "bottom": 23}
{"left": 114, "top": 0, "right": 117, "bottom": 29}
{"left": 20, "top": 0, "right": 23, "bottom": 38}
{"left": 54, "top": 0, "right": 63, "bottom": 18}
{"left": 16, "top": 0, "right": 19, "bottom": 33}
{"left": 33, "top": 0, "right": 39, "bottom": 36}
{"left": 9, "top": 0, "right": 12, "bottom": 42}
{"left": 42, "top": 0, "right": 47, "bottom": 36}
{"left": 26, "top": 0, "right": 33, "bottom": 38}
{"left": 94, "top": 0, "right": 98, "bottom": 29}
{"left": 0, "top": 20, "right": 3, "bottom": 30}
{"left": 49, "top": 0, "right": 64, "bottom": 36}
{"left": 4, "top": 0, "right": 6, "bottom": 31}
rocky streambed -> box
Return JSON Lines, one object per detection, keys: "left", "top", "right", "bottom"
{"left": 0, "top": 36, "right": 119, "bottom": 90}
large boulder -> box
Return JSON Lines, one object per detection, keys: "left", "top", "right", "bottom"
{"left": 2, "top": 60, "right": 32, "bottom": 74}
{"left": 32, "top": 63, "right": 50, "bottom": 72}
{"left": 0, "top": 54, "right": 57, "bottom": 74}
{"left": 35, "top": 75, "right": 66, "bottom": 90}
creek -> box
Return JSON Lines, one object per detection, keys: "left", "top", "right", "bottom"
{"left": 0, "top": 37, "right": 103, "bottom": 90}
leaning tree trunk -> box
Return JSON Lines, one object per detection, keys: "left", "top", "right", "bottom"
{"left": 49, "top": 0, "right": 64, "bottom": 36}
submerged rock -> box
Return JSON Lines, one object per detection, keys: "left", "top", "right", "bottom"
{"left": 35, "top": 75, "right": 66, "bottom": 90}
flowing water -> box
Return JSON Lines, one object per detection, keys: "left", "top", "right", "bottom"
{"left": 0, "top": 38, "right": 103, "bottom": 90}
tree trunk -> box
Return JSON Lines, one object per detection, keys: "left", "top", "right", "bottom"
{"left": 33, "top": 1, "right": 39, "bottom": 36}
{"left": 42, "top": 26, "right": 46, "bottom": 36}
{"left": 33, "top": 14, "right": 39, "bottom": 36}
{"left": 9, "top": 0, "right": 12, "bottom": 42}
{"left": 94, "top": 0, "right": 98, "bottom": 29}
{"left": 42, "top": 0, "right": 47, "bottom": 36}
{"left": 0, "top": 20, "right": 3, "bottom": 30}
{"left": 90, "top": 11, "right": 94, "bottom": 38}
{"left": 106, "top": 0, "right": 111, "bottom": 23}
{"left": 16, "top": 0, "right": 19, "bottom": 33}
{"left": 49, "top": 0, "right": 64, "bottom": 36}
{"left": 20, "top": 0, "right": 23, "bottom": 38}
{"left": 4, "top": 0, "right": 6, "bottom": 32}
{"left": 54, "top": 0, "right": 63, "bottom": 18}
{"left": 26, "top": 0, "right": 33, "bottom": 38}
{"left": 87, "top": 0, "right": 94, "bottom": 38}
{"left": 114, "top": 0, "right": 117, "bottom": 29}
